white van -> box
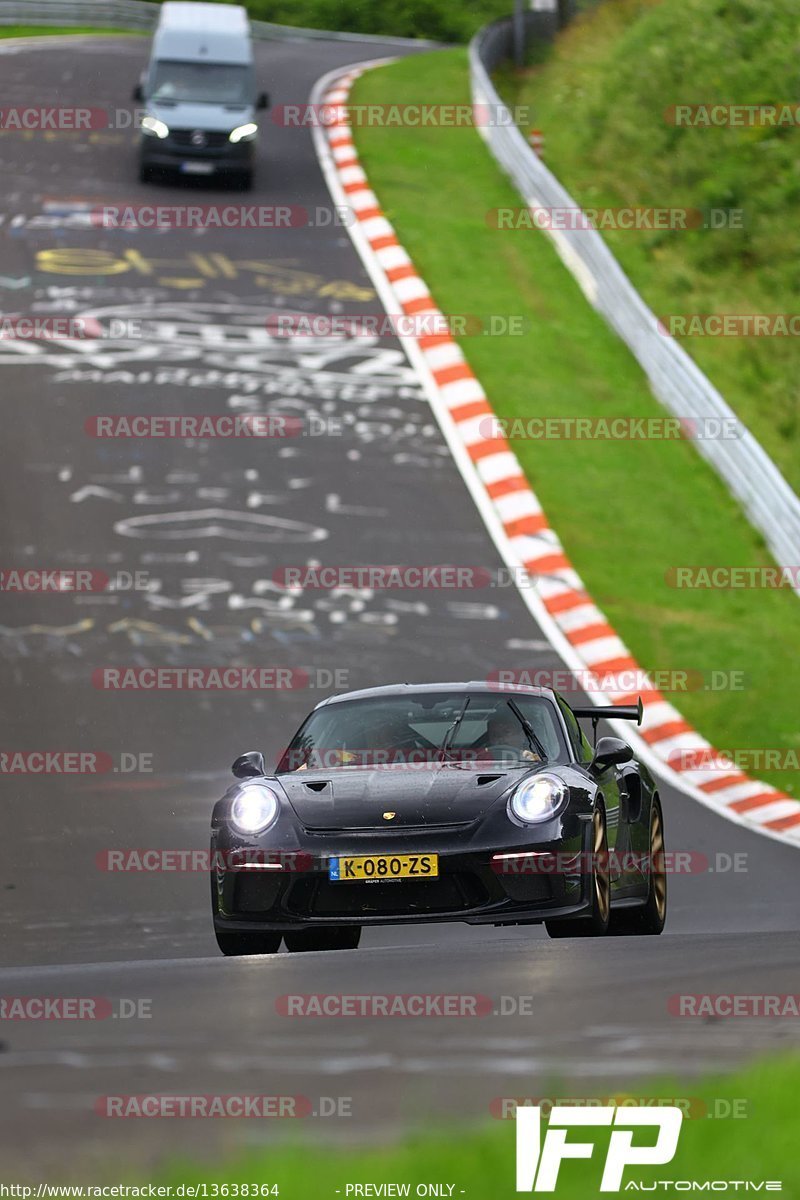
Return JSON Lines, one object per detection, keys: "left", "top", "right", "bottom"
{"left": 133, "top": 1, "right": 269, "bottom": 188}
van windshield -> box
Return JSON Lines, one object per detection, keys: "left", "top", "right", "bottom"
{"left": 150, "top": 60, "right": 252, "bottom": 105}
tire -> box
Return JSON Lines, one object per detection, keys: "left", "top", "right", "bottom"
{"left": 284, "top": 927, "right": 361, "bottom": 952}
{"left": 237, "top": 170, "right": 254, "bottom": 191}
{"left": 545, "top": 804, "right": 610, "bottom": 939}
{"left": 138, "top": 163, "right": 153, "bottom": 184}
{"left": 610, "top": 797, "right": 667, "bottom": 936}
{"left": 214, "top": 928, "right": 282, "bottom": 956}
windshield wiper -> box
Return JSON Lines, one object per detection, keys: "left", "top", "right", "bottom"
{"left": 438, "top": 696, "right": 471, "bottom": 762}
{"left": 507, "top": 699, "right": 549, "bottom": 762}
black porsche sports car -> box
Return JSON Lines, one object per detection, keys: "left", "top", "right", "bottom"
{"left": 210, "top": 682, "right": 666, "bottom": 954}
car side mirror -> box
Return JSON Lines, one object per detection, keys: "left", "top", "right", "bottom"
{"left": 232, "top": 751, "right": 266, "bottom": 779}
{"left": 257, "top": 91, "right": 269, "bottom": 110}
{"left": 132, "top": 82, "right": 144, "bottom": 102}
{"left": 590, "top": 736, "right": 633, "bottom": 773}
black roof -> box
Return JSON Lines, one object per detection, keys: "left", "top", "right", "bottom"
{"left": 314, "top": 681, "right": 554, "bottom": 710}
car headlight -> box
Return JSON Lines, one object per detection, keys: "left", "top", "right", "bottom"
{"left": 141, "top": 116, "right": 169, "bottom": 139}
{"left": 229, "top": 123, "right": 258, "bottom": 143}
{"left": 230, "top": 784, "right": 279, "bottom": 835}
{"left": 508, "top": 774, "right": 567, "bottom": 824}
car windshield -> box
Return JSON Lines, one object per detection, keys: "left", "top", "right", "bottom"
{"left": 275, "top": 692, "right": 569, "bottom": 772}
{"left": 149, "top": 60, "right": 252, "bottom": 105}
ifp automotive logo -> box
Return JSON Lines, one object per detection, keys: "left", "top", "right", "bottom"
{"left": 515, "top": 1104, "right": 683, "bottom": 1191}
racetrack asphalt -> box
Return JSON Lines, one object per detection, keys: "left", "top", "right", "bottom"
{"left": 0, "top": 33, "right": 797, "bottom": 1182}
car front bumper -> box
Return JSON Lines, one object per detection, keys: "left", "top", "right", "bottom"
{"left": 140, "top": 135, "right": 255, "bottom": 174}
{"left": 211, "top": 818, "right": 596, "bottom": 932}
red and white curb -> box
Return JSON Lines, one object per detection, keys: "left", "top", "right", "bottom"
{"left": 310, "top": 62, "right": 800, "bottom": 848}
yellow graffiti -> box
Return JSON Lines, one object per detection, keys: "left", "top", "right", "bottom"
{"left": 108, "top": 617, "right": 194, "bottom": 645}
{"left": 34, "top": 248, "right": 373, "bottom": 300}
{"left": 0, "top": 619, "right": 94, "bottom": 637}
{"left": 0, "top": 130, "right": 122, "bottom": 144}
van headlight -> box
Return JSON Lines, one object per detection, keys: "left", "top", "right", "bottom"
{"left": 229, "top": 123, "right": 258, "bottom": 143}
{"left": 230, "top": 785, "right": 279, "bottom": 835}
{"left": 509, "top": 774, "right": 567, "bottom": 824}
{"left": 141, "top": 116, "right": 169, "bottom": 139}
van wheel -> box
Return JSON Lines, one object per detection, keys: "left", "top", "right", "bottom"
{"left": 139, "top": 164, "right": 153, "bottom": 184}
{"left": 238, "top": 170, "right": 254, "bottom": 191}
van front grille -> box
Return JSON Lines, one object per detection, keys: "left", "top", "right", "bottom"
{"left": 170, "top": 129, "right": 230, "bottom": 149}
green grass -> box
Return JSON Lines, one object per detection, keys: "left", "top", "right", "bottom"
{"left": 0, "top": 26, "right": 144, "bottom": 38}
{"left": 496, "top": 0, "right": 800, "bottom": 493}
{"left": 150, "top": 1056, "right": 798, "bottom": 1195}
{"left": 348, "top": 50, "right": 799, "bottom": 793}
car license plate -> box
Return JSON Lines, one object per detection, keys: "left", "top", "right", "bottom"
{"left": 180, "top": 161, "right": 214, "bottom": 175}
{"left": 328, "top": 853, "right": 438, "bottom": 882}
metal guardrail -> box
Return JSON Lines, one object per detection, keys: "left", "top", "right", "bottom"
{"left": 470, "top": 14, "right": 800, "bottom": 586}
{"left": 4, "top": 1, "right": 798, "bottom": 574}
{"left": 0, "top": 0, "right": 156, "bottom": 27}
{"left": 0, "top": 0, "right": 442, "bottom": 45}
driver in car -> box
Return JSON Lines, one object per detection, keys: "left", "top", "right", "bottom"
{"left": 474, "top": 709, "right": 542, "bottom": 763}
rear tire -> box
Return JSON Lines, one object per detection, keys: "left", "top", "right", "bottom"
{"left": 610, "top": 798, "right": 667, "bottom": 936}
{"left": 284, "top": 927, "right": 361, "bottom": 952}
{"left": 214, "top": 928, "right": 281, "bottom": 956}
{"left": 545, "top": 805, "right": 610, "bottom": 939}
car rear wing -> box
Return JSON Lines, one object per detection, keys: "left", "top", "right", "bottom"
{"left": 571, "top": 696, "right": 643, "bottom": 743}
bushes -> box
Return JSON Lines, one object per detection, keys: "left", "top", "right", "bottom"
{"left": 152, "top": 0, "right": 514, "bottom": 42}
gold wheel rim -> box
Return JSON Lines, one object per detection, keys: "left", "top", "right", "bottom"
{"left": 651, "top": 805, "right": 667, "bottom": 920}
{"left": 594, "top": 809, "right": 610, "bottom": 923}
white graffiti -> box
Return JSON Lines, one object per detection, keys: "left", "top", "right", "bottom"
{"left": 0, "top": 300, "right": 420, "bottom": 386}
{"left": 113, "top": 508, "right": 329, "bottom": 543}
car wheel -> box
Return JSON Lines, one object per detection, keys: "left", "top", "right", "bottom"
{"left": 284, "top": 927, "right": 361, "bottom": 952}
{"left": 545, "top": 805, "right": 610, "bottom": 939}
{"left": 214, "top": 928, "right": 282, "bottom": 956}
{"left": 609, "top": 798, "right": 667, "bottom": 936}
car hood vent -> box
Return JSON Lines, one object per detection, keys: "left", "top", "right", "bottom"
{"left": 278, "top": 765, "right": 524, "bottom": 830}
